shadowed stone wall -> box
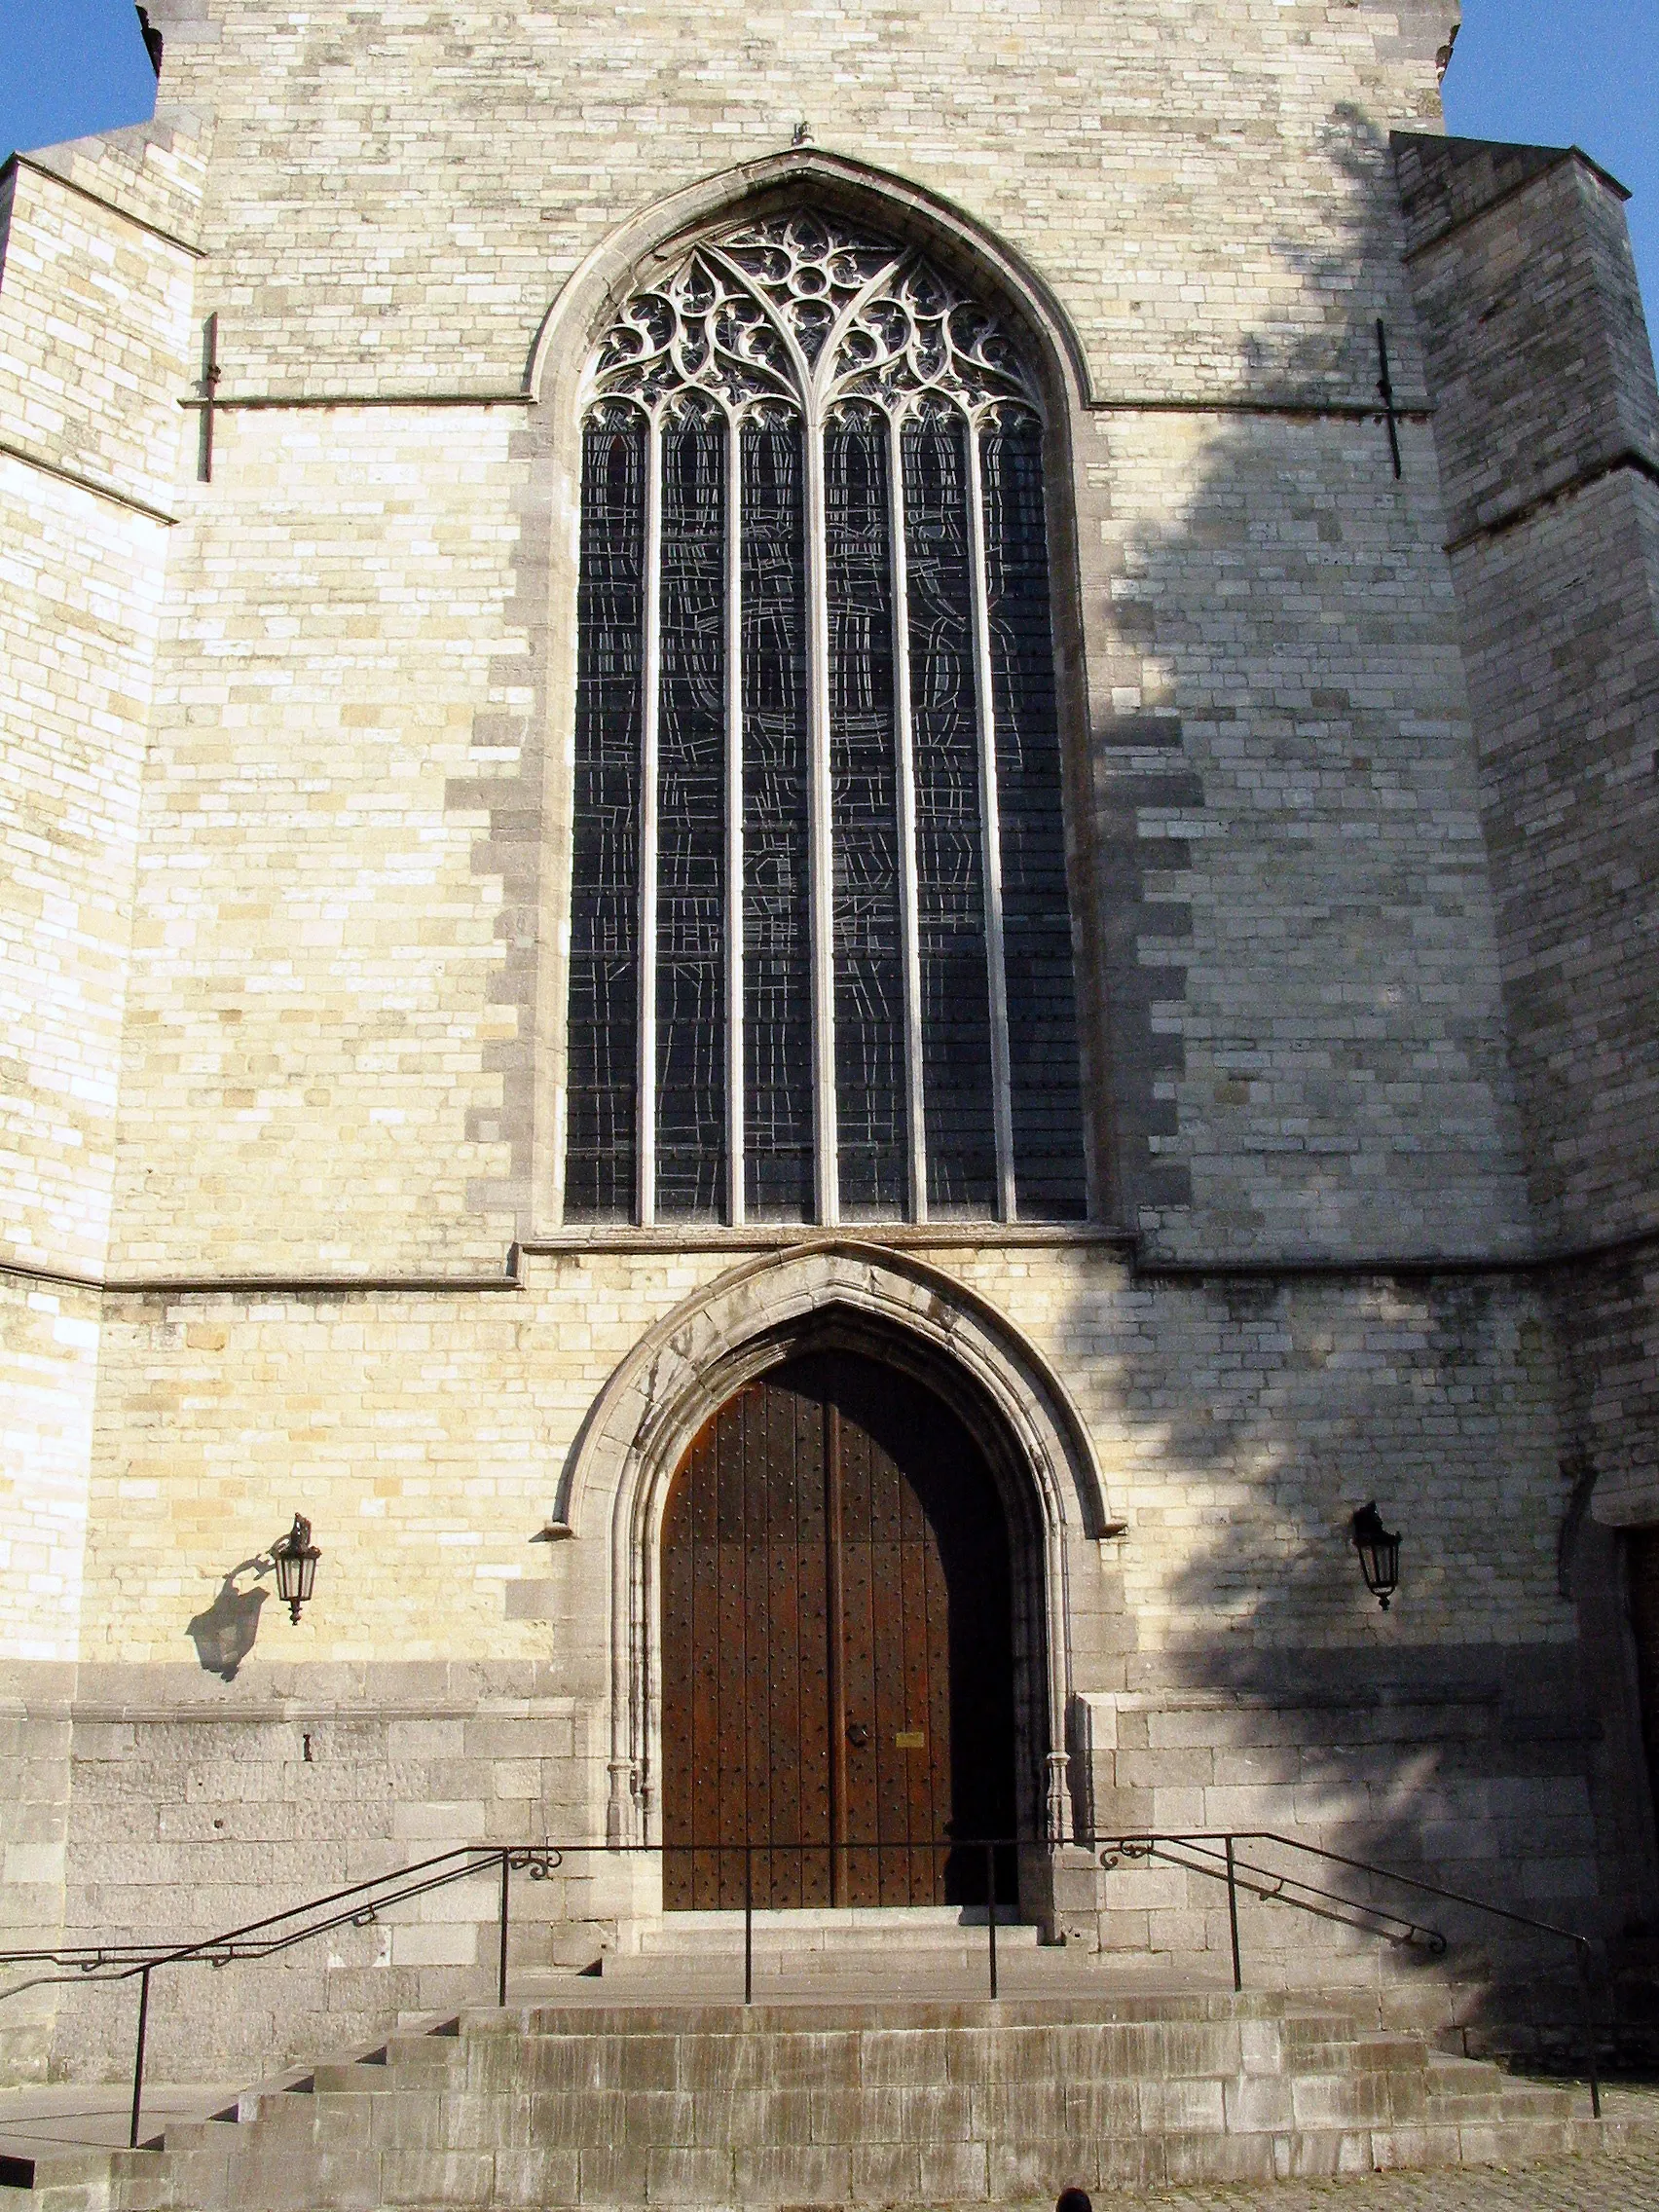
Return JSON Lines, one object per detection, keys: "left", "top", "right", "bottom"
{"left": 1396, "top": 134, "right": 1659, "bottom": 1530}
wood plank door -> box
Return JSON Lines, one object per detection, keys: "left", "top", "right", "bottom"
{"left": 660, "top": 1350, "right": 1015, "bottom": 1910}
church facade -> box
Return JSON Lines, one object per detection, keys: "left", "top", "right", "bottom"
{"left": 2, "top": 0, "right": 1656, "bottom": 2082}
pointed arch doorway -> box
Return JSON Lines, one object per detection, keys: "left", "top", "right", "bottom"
{"left": 661, "top": 1348, "right": 1017, "bottom": 1911}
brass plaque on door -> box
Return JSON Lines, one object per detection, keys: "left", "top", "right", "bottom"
{"left": 895, "top": 1729, "right": 925, "bottom": 1750}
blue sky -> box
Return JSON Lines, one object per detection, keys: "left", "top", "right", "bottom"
{"left": 1441, "top": 0, "right": 1657, "bottom": 317}
{"left": 1, "top": 0, "right": 1654, "bottom": 316}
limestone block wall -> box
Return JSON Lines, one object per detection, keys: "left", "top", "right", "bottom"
{"left": 0, "top": 123, "right": 202, "bottom": 1279}
{"left": 0, "top": 118, "right": 203, "bottom": 2074}
{"left": 0, "top": 464, "right": 168, "bottom": 1278}
{"left": 0, "top": 122, "right": 204, "bottom": 519}
{"left": 77, "top": 1251, "right": 1577, "bottom": 1676}
{"left": 11, "top": 0, "right": 1642, "bottom": 2089}
{"left": 1394, "top": 137, "right": 1659, "bottom": 552}
{"left": 1446, "top": 477, "right": 1659, "bottom": 1248}
{"left": 0, "top": 1663, "right": 75, "bottom": 2082}
{"left": 140, "top": 0, "right": 1454, "bottom": 399}
{"left": 51, "top": 1668, "right": 608, "bottom": 2081}
{"left": 94, "top": 0, "right": 1525, "bottom": 1272}
{"left": 1396, "top": 134, "right": 1659, "bottom": 1523}
{"left": 1068, "top": 1677, "right": 1600, "bottom": 1989}
{"left": 35, "top": 1243, "right": 1609, "bottom": 2076}
{"left": 0, "top": 1278, "right": 100, "bottom": 1665}
{"left": 107, "top": 403, "right": 538, "bottom": 1272}
{"left": 1087, "top": 408, "right": 1527, "bottom": 1259}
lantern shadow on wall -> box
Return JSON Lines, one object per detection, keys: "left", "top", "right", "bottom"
{"left": 187, "top": 1516, "right": 322, "bottom": 1678}
{"left": 186, "top": 1558, "right": 273, "bottom": 1679}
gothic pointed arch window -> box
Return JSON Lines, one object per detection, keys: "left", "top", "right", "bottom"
{"left": 563, "top": 208, "right": 1087, "bottom": 1227}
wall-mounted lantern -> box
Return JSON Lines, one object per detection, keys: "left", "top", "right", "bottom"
{"left": 270, "top": 1514, "right": 321, "bottom": 1624}
{"left": 1350, "top": 1502, "right": 1400, "bottom": 1611}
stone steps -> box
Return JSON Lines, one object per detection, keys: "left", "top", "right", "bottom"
{"left": 0, "top": 1980, "right": 1625, "bottom": 2210}
{"left": 616, "top": 1905, "right": 1039, "bottom": 1980}
{"left": 603, "top": 1908, "right": 1044, "bottom": 1991}
{"left": 630, "top": 1906, "right": 1033, "bottom": 1947}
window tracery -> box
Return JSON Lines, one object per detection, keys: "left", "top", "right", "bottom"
{"left": 565, "top": 208, "right": 1086, "bottom": 1226}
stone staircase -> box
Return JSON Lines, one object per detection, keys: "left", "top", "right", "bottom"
{"left": 0, "top": 1962, "right": 1634, "bottom": 2210}
{"left": 603, "top": 1904, "right": 1038, "bottom": 1993}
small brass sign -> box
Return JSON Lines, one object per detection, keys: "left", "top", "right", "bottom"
{"left": 895, "top": 1729, "right": 925, "bottom": 1750}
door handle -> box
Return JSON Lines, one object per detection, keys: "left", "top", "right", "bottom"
{"left": 847, "top": 1721, "right": 869, "bottom": 1749}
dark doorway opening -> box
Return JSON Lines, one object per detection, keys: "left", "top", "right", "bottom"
{"left": 661, "top": 1348, "right": 1018, "bottom": 1910}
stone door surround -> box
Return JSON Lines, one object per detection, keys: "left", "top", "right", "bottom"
{"left": 553, "top": 1237, "right": 1114, "bottom": 1852}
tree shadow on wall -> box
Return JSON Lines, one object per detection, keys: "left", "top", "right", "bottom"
{"left": 1071, "top": 93, "right": 1549, "bottom": 1721}
{"left": 186, "top": 1558, "right": 273, "bottom": 1679}
{"left": 1053, "top": 86, "right": 1651, "bottom": 2049}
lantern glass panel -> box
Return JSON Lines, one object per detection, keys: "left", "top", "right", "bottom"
{"left": 272, "top": 1515, "right": 320, "bottom": 1619}
{"left": 1351, "top": 1502, "right": 1400, "bottom": 1607}
{"left": 276, "top": 1549, "right": 317, "bottom": 1605}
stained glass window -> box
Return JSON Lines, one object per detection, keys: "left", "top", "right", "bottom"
{"left": 828, "top": 405, "right": 905, "bottom": 1217}
{"left": 566, "top": 210, "right": 1087, "bottom": 1227}
{"left": 566, "top": 406, "right": 645, "bottom": 1220}
{"left": 654, "top": 399, "right": 728, "bottom": 1219}
{"left": 983, "top": 407, "right": 1088, "bottom": 1221}
{"left": 903, "top": 403, "right": 998, "bottom": 1215}
{"left": 741, "top": 411, "right": 814, "bottom": 1220}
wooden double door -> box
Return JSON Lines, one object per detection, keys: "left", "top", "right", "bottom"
{"left": 661, "top": 1350, "right": 1017, "bottom": 1910}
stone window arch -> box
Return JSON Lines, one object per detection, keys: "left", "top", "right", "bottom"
{"left": 562, "top": 207, "right": 1088, "bottom": 1229}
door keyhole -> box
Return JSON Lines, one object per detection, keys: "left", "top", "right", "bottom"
{"left": 847, "top": 1721, "right": 869, "bottom": 1749}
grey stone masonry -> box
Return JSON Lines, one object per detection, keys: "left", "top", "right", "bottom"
{"left": 1394, "top": 135, "right": 1659, "bottom": 547}
{"left": 8, "top": 0, "right": 1659, "bottom": 2112}
{"left": 138, "top": 0, "right": 1456, "bottom": 403}
{"left": 57, "top": 1993, "right": 1640, "bottom": 2205}
{"left": 1396, "top": 133, "right": 1659, "bottom": 1522}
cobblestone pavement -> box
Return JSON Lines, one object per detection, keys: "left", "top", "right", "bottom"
{"left": 1094, "top": 2145, "right": 1659, "bottom": 2209}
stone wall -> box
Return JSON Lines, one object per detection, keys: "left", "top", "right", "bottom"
{"left": 86, "top": 0, "right": 1517, "bottom": 1271}
{"left": 1086, "top": 408, "right": 1527, "bottom": 1258}
{"left": 10, "top": 0, "right": 1658, "bottom": 2091}
{"left": 0, "top": 118, "right": 203, "bottom": 2075}
{"left": 50, "top": 1664, "right": 608, "bottom": 2081}
{"left": 141, "top": 0, "right": 1454, "bottom": 398}
{"left": 29, "top": 1244, "right": 1610, "bottom": 2076}
{"left": 75, "top": 1251, "right": 1578, "bottom": 1672}
{"left": 0, "top": 1667, "right": 75, "bottom": 2082}
{"left": 0, "top": 129, "right": 199, "bottom": 1276}
{"left": 1396, "top": 134, "right": 1659, "bottom": 1525}
{"left": 104, "top": 401, "right": 535, "bottom": 1272}
{"left": 1068, "top": 1669, "right": 1601, "bottom": 2002}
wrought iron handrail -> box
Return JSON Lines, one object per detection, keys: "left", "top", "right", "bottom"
{"left": 0, "top": 1829, "right": 1604, "bottom": 2148}
{"left": 0, "top": 1844, "right": 562, "bottom": 2147}
{"left": 1096, "top": 1829, "right": 1602, "bottom": 2115}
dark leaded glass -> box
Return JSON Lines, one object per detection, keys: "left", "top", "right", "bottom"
{"left": 656, "top": 400, "right": 727, "bottom": 1219}
{"left": 981, "top": 408, "right": 1087, "bottom": 1219}
{"left": 827, "top": 404, "right": 905, "bottom": 1216}
{"left": 566, "top": 406, "right": 645, "bottom": 1219}
{"left": 572, "top": 213, "right": 1089, "bottom": 1235}
{"left": 741, "top": 411, "right": 814, "bottom": 1219}
{"left": 903, "top": 404, "right": 997, "bottom": 1214}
